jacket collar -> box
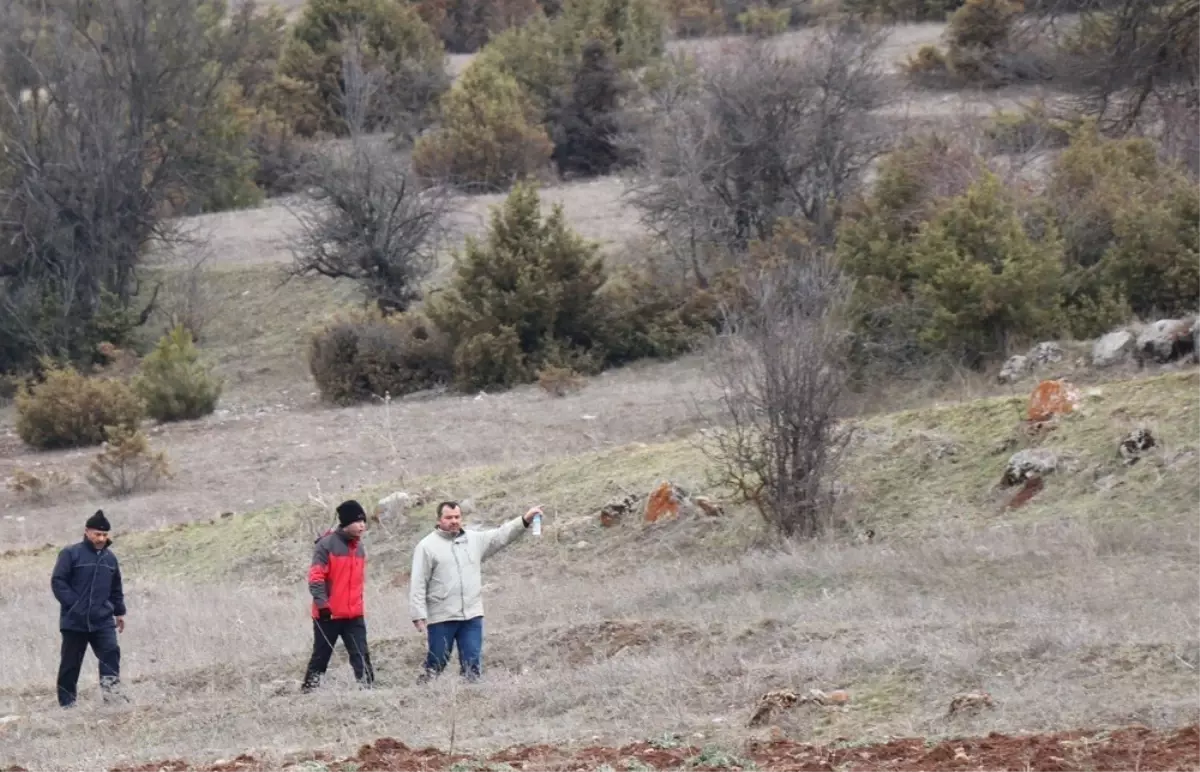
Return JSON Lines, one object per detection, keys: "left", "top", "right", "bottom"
{"left": 81, "top": 538, "right": 109, "bottom": 553}
{"left": 435, "top": 526, "right": 464, "bottom": 541}
{"left": 334, "top": 527, "right": 359, "bottom": 546}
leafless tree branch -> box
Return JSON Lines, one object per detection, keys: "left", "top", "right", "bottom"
{"left": 699, "top": 232, "right": 855, "bottom": 539}
{"left": 621, "top": 23, "right": 892, "bottom": 287}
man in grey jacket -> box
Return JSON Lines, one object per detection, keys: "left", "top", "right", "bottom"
{"left": 410, "top": 500, "right": 541, "bottom": 682}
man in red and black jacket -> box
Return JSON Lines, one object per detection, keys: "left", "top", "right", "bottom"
{"left": 302, "top": 500, "right": 374, "bottom": 692}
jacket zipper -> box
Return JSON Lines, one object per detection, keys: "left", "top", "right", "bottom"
{"left": 452, "top": 536, "right": 466, "bottom": 618}
{"left": 84, "top": 547, "right": 102, "bottom": 633}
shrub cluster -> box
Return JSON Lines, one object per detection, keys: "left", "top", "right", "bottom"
{"left": 309, "top": 183, "right": 719, "bottom": 402}
{"left": 414, "top": 0, "right": 663, "bottom": 188}
{"left": 273, "top": 0, "right": 449, "bottom": 138}
{"left": 15, "top": 327, "right": 224, "bottom": 451}
{"left": 134, "top": 326, "right": 223, "bottom": 423}
{"left": 843, "top": 0, "right": 963, "bottom": 21}
{"left": 15, "top": 362, "right": 145, "bottom": 451}
{"left": 835, "top": 123, "right": 1200, "bottom": 373}
{"left": 905, "top": 0, "right": 1049, "bottom": 88}
{"left": 309, "top": 311, "right": 454, "bottom": 404}
{"left": 86, "top": 426, "right": 173, "bottom": 498}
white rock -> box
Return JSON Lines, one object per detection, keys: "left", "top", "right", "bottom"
{"left": 375, "top": 491, "right": 416, "bottom": 521}
{"left": 1092, "top": 330, "right": 1135, "bottom": 368}
{"left": 1029, "top": 341, "right": 1064, "bottom": 366}
{"left": 998, "top": 355, "right": 1031, "bottom": 384}
{"left": 1136, "top": 318, "right": 1195, "bottom": 363}
{"left": 1002, "top": 448, "right": 1059, "bottom": 486}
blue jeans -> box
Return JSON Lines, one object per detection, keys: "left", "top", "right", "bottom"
{"left": 424, "top": 616, "right": 483, "bottom": 680}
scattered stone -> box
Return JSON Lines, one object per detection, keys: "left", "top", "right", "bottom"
{"left": 948, "top": 691, "right": 996, "bottom": 716}
{"left": 1027, "top": 379, "right": 1080, "bottom": 422}
{"left": 1002, "top": 448, "right": 1058, "bottom": 487}
{"left": 643, "top": 482, "right": 692, "bottom": 524}
{"left": 598, "top": 493, "right": 643, "bottom": 528}
{"left": 1029, "top": 341, "right": 1064, "bottom": 366}
{"left": 1135, "top": 317, "right": 1197, "bottom": 364}
{"left": 219, "top": 511, "right": 234, "bottom": 519}
{"left": 374, "top": 491, "right": 421, "bottom": 523}
{"left": 693, "top": 496, "right": 724, "bottom": 517}
{"left": 1092, "top": 330, "right": 1135, "bottom": 368}
{"left": 998, "top": 355, "right": 1031, "bottom": 384}
{"left": 1000, "top": 343, "right": 1066, "bottom": 383}
{"left": 1118, "top": 427, "right": 1156, "bottom": 465}
{"left": 748, "top": 689, "right": 849, "bottom": 727}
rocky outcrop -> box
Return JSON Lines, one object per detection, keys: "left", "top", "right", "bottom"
{"left": 1002, "top": 448, "right": 1058, "bottom": 487}
{"left": 598, "top": 493, "right": 643, "bottom": 528}
{"left": 644, "top": 482, "right": 692, "bottom": 523}
{"left": 1027, "top": 379, "right": 1080, "bottom": 422}
{"left": 374, "top": 490, "right": 424, "bottom": 523}
{"left": 1135, "top": 317, "right": 1197, "bottom": 364}
{"left": 998, "top": 341, "right": 1064, "bottom": 384}
{"left": 1118, "top": 428, "right": 1156, "bottom": 465}
{"left": 1091, "top": 330, "right": 1135, "bottom": 368}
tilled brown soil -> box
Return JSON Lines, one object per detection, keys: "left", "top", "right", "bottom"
{"left": 96, "top": 724, "right": 1200, "bottom": 772}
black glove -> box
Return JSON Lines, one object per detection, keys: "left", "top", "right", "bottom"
{"left": 318, "top": 607, "right": 332, "bottom": 622}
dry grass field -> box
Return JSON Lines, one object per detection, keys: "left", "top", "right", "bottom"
{"left": 1, "top": 9, "right": 1197, "bottom": 771}
{"left": 1, "top": 367, "right": 1197, "bottom": 769}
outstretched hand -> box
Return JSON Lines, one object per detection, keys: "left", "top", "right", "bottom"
{"left": 522, "top": 506, "right": 544, "bottom": 525}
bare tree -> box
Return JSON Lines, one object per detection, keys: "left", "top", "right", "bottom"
{"left": 701, "top": 228, "right": 855, "bottom": 539}
{"left": 286, "top": 38, "right": 451, "bottom": 314}
{"left": 1041, "top": 0, "right": 1198, "bottom": 147}
{"left": 622, "top": 23, "right": 891, "bottom": 287}
{"left": 0, "top": 0, "right": 251, "bottom": 372}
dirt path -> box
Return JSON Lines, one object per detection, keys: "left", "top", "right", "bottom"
{"left": 99, "top": 724, "right": 1200, "bottom": 772}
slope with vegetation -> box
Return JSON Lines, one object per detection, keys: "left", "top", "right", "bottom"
{"left": 1, "top": 369, "right": 1196, "bottom": 769}
{"left": 1, "top": 0, "right": 1197, "bottom": 766}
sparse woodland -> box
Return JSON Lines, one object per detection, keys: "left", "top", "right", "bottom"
{"left": 0, "top": 0, "right": 1197, "bottom": 766}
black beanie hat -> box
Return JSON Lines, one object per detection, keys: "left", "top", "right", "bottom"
{"left": 337, "top": 500, "right": 366, "bottom": 527}
{"left": 85, "top": 510, "right": 111, "bottom": 532}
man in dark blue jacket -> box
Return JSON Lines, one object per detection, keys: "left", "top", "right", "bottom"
{"left": 51, "top": 510, "right": 127, "bottom": 707}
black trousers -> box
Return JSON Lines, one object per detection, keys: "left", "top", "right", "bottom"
{"left": 57, "top": 627, "right": 121, "bottom": 707}
{"left": 302, "top": 616, "right": 374, "bottom": 691}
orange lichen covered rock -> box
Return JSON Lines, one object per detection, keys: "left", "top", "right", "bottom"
{"left": 1027, "top": 379, "right": 1080, "bottom": 422}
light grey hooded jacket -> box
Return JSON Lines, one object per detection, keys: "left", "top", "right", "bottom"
{"left": 409, "top": 516, "right": 528, "bottom": 625}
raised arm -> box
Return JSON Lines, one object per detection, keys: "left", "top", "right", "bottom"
{"left": 51, "top": 549, "right": 78, "bottom": 608}
{"left": 409, "top": 544, "right": 433, "bottom": 622}
{"left": 479, "top": 506, "right": 541, "bottom": 561}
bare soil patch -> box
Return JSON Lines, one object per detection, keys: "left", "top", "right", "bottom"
{"left": 101, "top": 724, "right": 1200, "bottom": 771}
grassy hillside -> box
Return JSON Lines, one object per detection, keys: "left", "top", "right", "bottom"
{"left": 1, "top": 370, "right": 1195, "bottom": 770}
{"left": 7, "top": 370, "right": 1194, "bottom": 577}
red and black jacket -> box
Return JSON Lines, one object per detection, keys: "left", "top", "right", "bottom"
{"left": 308, "top": 528, "right": 366, "bottom": 620}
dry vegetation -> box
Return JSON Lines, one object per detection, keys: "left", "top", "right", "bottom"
{"left": 1, "top": 0, "right": 1197, "bottom": 768}
{"left": 1, "top": 369, "right": 1197, "bottom": 769}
